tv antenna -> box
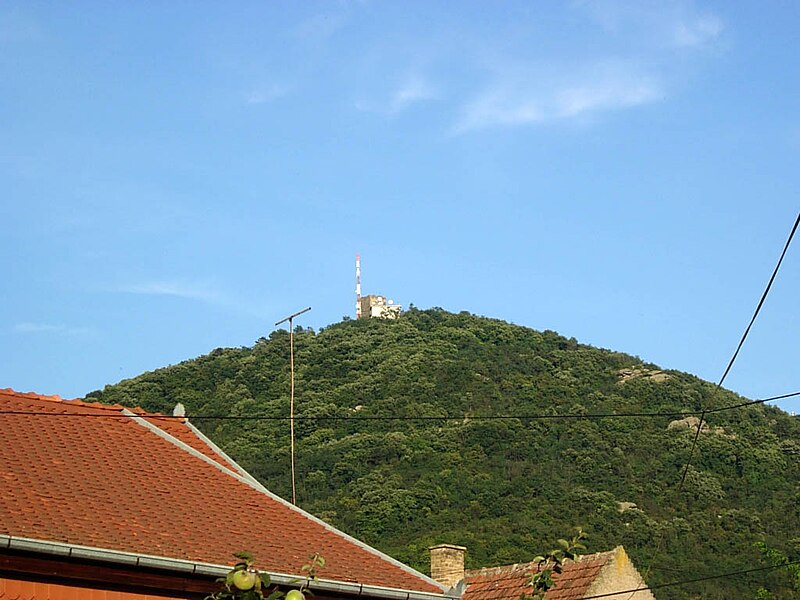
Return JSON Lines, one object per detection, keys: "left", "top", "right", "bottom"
{"left": 275, "top": 305, "right": 311, "bottom": 505}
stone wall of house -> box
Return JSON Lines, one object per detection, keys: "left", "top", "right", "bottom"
{"left": 584, "top": 546, "right": 655, "bottom": 599}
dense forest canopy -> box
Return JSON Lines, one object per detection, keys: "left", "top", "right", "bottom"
{"left": 87, "top": 308, "right": 800, "bottom": 599}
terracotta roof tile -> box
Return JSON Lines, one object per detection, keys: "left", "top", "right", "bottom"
{"left": 0, "top": 576, "right": 188, "bottom": 599}
{"left": 464, "top": 552, "right": 615, "bottom": 600}
{"left": 0, "top": 389, "right": 443, "bottom": 594}
{"left": 129, "top": 409, "right": 237, "bottom": 471}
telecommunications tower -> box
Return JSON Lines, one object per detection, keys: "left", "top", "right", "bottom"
{"left": 354, "top": 255, "right": 402, "bottom": 320}
{"left": 355, "top": 254, "right": 362, "bottom": 319}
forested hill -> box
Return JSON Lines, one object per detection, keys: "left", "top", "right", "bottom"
{"left": 87, "top": 308, "right": 800, "bottom": 599}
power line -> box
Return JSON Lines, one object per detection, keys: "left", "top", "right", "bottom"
{"left": 677, "top": 211, "right": 800, "bottom": 490}
{"left": 0, "top": 391, "right": 796, "bottom": 421}
{"left": 581, "top": 559, "right": 800, "bottom": 599}
{"left": 630, "top": 211, "right": 800, "bottom": 600}
{"left": 717, "top": 212, "right": 800, "bottom": 391}
{"left": 2, "top": 219, "right": 796, "bottom": 599}
{"left": 706, "top": 390, "right": 800, "bottom": 413}
{"left": 679, "top": 211, "right": 800, "bottom": 492}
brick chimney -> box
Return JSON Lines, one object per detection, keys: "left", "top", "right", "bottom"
{"left": 429, "top": 544, "right": 466, "bottom": 588}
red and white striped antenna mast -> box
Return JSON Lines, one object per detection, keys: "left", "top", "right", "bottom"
{"left": 355, "top": 254, "right": 362, "bottom": 319}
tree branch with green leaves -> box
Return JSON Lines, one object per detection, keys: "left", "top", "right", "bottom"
{"left": 523, "top": 528, "right": 587, "bottom": 600}
{"left": 206, "top": 552, "right": 325, "bottom": 600}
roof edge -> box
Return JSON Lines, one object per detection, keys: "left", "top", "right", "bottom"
{"left": 238, "top": 478, "right": 449, "bottom": 593}
{"left": 121, "top": 408, "right": 246, "bottom": 480}
{"left": 122, "top": 409, "right": 447, "bottom": 594}
{"left": 184, "top": 419, "right": 263, "bottom": 485}
{"left": 0, "top": 535, "right": 457, "bottom": 600}
{"left": 0, "top": 388, "right": 70, "bottom": 402}
{"left": 0, "top": 388, "right": 124, "bottom": 411}
{"left": 585, "top": 545, "right": 653, "bottom": 599}
{"left": 464, "top": 549, "right": 618, "bottom": 578}
{"left": 221, "top": 470, "right": 449, "bottom": 593}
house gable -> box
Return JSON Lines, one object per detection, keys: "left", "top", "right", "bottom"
{"left": 462, "top": 547, "right": 653, "bottom": 600}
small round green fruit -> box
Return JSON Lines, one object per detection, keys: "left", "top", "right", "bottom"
{"left": 232, "top": 569, "right": 258, "bottom": 591}
{"left": 286, "top": 589, "right": 305, "bottom": 600}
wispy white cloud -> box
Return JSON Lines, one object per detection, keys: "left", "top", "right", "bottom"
{"left": 13, "top": 322, "right": 93, "bottom": 337}
{"left": 116, "top": 281, "right": 223, "bottom": 303}
{"left": 389, "top": 76, "right": 438, "bottom": 113}
{"left": 245, "top": 83, "right": 290, "bottom": 105}
{"left": 449, "top": 1, "right": 722, "bottom": 133}
{"left": 672, "top": 14, "right": 724, "bottom": 49}
{"left": 115, "top": 280, "right": 270, "bottom": 319}
{"left": 575, "top": 0, "right": 724, "bottom": 50}
{"left": 355, "top": 74, "right": 438, "bottom": 115}
{"left": 455, "top": 62, "right": 662, "bottom": 133}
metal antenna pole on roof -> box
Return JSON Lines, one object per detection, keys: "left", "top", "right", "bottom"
{"left": 275, "top": 306, "right": 311, "bottom": 505}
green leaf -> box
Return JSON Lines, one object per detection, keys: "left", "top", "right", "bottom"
{"left": 234, "top": 551, "right": 255, "bottom": 562}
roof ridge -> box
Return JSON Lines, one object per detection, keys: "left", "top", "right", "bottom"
{"left": 131, "top": 406, "right": 174, "bottom": 418}
{"left": 227, "top": 473, "right": 449, "bottom": 592}
{"left": 121, "top": 409, "right": 445, "bottom": 592}
{"left": 121, "top": 408, "right": 245, "bottom": 480}
{"left": 0, "top": 387, "right": 70, "bottom": 402}
{"left": 183, "top": 419, "right": 262, "bottom": 483}
{"left": 0, "top": 387, "right": 174, "bottom": 416}
{"left": 465, "top": 549, "right": 617, "bottom": 577}
{"left": 574, "top": 548, "right": 617, "bottom": 562}
{"left": 1, "top": 389, "right": 446, "bottom": 593}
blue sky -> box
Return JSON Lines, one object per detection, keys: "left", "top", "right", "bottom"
{"left": 2, "top": 1, "right": 799, "bottom": 412}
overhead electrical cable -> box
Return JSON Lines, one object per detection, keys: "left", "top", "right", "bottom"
{"left": 1, "top": 218, "right": 796, "bottom": 599}
{"left": 628, "top": 211, "right": 800, "bottom": 600}
{"left": 679, "top": 211, "right": 799, "bottom": 492}
{"left": 582, "top": 559, "right": 800, "bottom": 600}
{"left": 0, "top": 391, "right": 796, "bottom": 421}
{"left": 716, "top": 212, "right": 800, "bottom": 390}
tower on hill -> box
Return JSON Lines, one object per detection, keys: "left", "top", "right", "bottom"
{"left": 355, "top": 255, "right": 402, "bottom": 320}
{"left": 360, "top": 294, "right": 402, "bottom": 320}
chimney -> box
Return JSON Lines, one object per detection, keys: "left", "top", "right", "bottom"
{"left": 429, "top": 544, "right": 466, "bottom": 588}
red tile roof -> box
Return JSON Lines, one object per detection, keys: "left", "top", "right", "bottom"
{"left": 0, "top": 389, "right": 444, "bottom": 594}
{"left": 0, "top": 576, "right": 187, "bottom": 600}
{"left": 464, "top": 551, "right": 615, "bottom": 600}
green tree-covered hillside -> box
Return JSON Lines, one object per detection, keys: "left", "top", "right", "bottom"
{"left": 87, "top": 309, "right": 800, "bottom": 599}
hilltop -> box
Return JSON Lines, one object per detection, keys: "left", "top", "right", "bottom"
{"left": 87, "top": 308, "right": 800, "bottom": 599}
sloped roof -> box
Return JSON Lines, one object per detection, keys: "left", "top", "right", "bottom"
{"left": 0, "top": 389, "right": 444, "bottom": 594}
{"left": 463, "top": 551, "right": 615, "bottom": 600}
